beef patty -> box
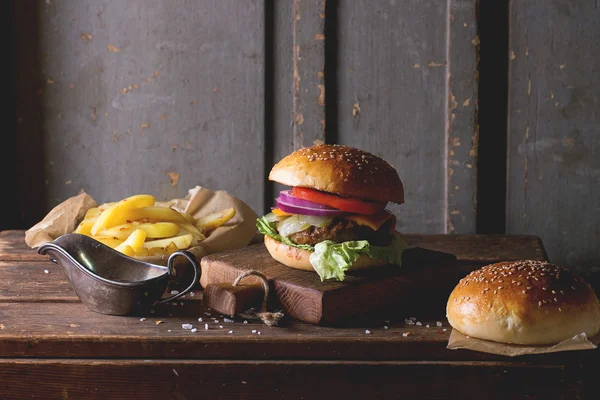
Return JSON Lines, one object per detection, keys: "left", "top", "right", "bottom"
{"left": 287, "top": 218, "right": 393, "bottom": 247}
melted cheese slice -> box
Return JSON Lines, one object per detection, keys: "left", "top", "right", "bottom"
{"left": 345, "top": 210, "right": 396, "bottom": 231}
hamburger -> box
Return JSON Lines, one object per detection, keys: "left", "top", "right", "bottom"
{"left": 256, "top": 144, "right": 408, "bottom": 281}
{"left": 446, "top": 260, "right": 600, "bottom": 345}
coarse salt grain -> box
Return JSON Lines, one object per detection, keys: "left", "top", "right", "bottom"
{"left": 252, "top": 330, "right": 257, "bottom": 333}
{"left": 384, "top": 326, "right": 389, "bottom": 329}
{"left": 365, "top": 330, "right": 371, "bottom": 334}
{"left": 258, "top": 332, "right": 261, "bottom": 335}
{"left": 416, "top": 321, "right": 422, "bottom": 326}
{"left": 228, "top": 330, "right": 233, "bottom": 334}
{"left": 436, "top": 321, "right": 443, "bottom": 327}
{"left": 170, "top": 290, "right": 180, "bottom": 295}
{"left": 189, "top": 292, "right": 195, "bottom": 297}
{"left": 168, "top": 330, "right": 171, "bottom": 332}
{"left": 204, "top": 324, "right": 209, "bottom": 330}
{"left": 443, "top": 328, "right": 447, "bottom": 332}
{"left": 44, "top": 270, "right": 49, "bottom": 274}
{"left": 243, "top": 320, "right": 248, "bottom": 324}
{"left": 198, "top": 318, "right": 203, "bottom": 322}
{"left": 191, "top": 328, "right": 197, "bottom": 333}
{"left": 139, "top": 318, "right": 146, "bottom": 322}
{"left": 219, "top": 325, "right": 223, "bottom": 329}
{"left": 402, "top": 332, "right": 410, "bottom": 337}
{"left": 214, "top": 320, "right": 219, "bottom": 323}
{"left": 426, "top": 325, "right": 430, "bottom": 328}
{"left": 182, "top": 324, "right": 193, "bottom": 330}
{"left": 224, "top": 318, "right": 234, "bottom": 323}
{"left": 205, "top": 312, "right": 211, "bottom": 316}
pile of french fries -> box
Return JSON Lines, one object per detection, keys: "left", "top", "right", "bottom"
{"left": 74, "top": 194, "right": 236, "bottom": 257}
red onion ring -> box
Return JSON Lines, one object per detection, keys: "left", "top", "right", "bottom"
{"left": 275, "top": 197, "right": 346, "bottom": 217}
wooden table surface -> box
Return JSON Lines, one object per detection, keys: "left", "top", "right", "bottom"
{"left": 0, "top": 230, "right": 597, "bottom": 400}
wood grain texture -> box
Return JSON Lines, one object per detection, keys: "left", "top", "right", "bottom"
{"left": 0, "top": 231, "right": 47, "bottom": 261}
{"left": 0, "top": 261, "right": 78, "bottom": 302}
{"left": 200, "top": 243, "right": 459, "bottom": 324}
{"left": 12, "top": 0, "right": 266, "bottom": 220}
{"left": 0, "top": 359, "right": 568, "bottom": 400}
{"left": 335, "top": 1, "right": 478, "bottom": 234}
{"left": 446, "top": 0, "right": 479, "bottom": 233}
{"left": 292, "top": 0, "right": 326, "bottom": 149}
{"left": 506, "top": 1, "right": 600, "bottom": 271}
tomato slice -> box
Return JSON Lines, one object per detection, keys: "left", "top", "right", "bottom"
{"left": 291, "top": 187, "right": 386, "bottom": 215}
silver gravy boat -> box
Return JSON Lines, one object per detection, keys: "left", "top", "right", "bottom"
{"left": 38, "top": 233, "right": 200, "bottom": 316}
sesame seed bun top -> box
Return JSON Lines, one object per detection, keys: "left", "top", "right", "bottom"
{"left": 446, "top": 260, "right": 600, "bottom": 345}
{"left": 268, "top": 144, "right": 404, "bottom": 204}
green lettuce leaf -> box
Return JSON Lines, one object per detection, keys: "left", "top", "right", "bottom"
{"left": 256, "top": 215, "right": 410, "bottom": 282}
{"left": 309, "top": 234, "right": 409, "bottom": 281}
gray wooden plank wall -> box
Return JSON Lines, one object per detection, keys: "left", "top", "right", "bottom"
{"left": 507, "top": 1, "right": 600, "bottom": 270}
{"left": 11, "top": 0, "right": 479, "bottom": 236}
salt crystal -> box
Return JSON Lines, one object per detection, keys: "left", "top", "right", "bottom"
{"left": 44, "top": 270, "right": 49, "bottom": 274}
{"left": 402, "top": 332, "right": 409, "bottom": 337}
{"left": 189, "top": 292, "right": 195, "bottom": 297}
{"left": 204, "top": 324, "right": 209, "bottom": 330}
{"left": 214, "top": 320, "right": 219, "bottom": 323}
{"left": 436, "top": 321, "right": 443, "bottom": 327}
{"left": 228, "top": 330, "right": 233, "bottom": 334}
{"left": 198, "top": 318, "right": 203, "bottom": 322}
{"left": 170, "top": 290, "right": 180, "bottom": 295}
{"left": 365, "top": 330, "right": 371, "bottom": 334}
{"left": 168, "top": 330, "right": 171, "bottom": 332}
{"left": 205, "top": 312, "right": 211, "bottom": 316}
{"left": 258, "top": 332, "right": 261, "bottom": 335}
{"left": 243, "top": 320, "right": 248, "bottom": 324}
{"left": 182, "top": 324, "right": 193, "bottom": 330}
{"left": 426, "top": 325, "right": 430, "bottom": 328}
{"left": 191, "top": 328, "right": 197, "bottom": 333}
{"left": 223, "top": 318, "right": 234, "bottom": 323}
{"left": 219, "top": 325, "right": 223, "bottom": 329}
{"left": 443, "top": 328, "right": 447, "bottom": 332}
{"left": 416, "top": 321, "right": 422, "bottom": 326}
{"left": 252, "top": 329, "right": 257, "bottom": 333}
{"left": 384, "top": 326, "right": 389, "bottom": 329}
{"left": 139, "top": 318, "right": 146, "bottom": 322}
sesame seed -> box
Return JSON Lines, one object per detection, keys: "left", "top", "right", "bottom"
{"left": 493, "top": 290, "right": 497, "bottom": 294}
{"left": 554, "top": 298, "right": 558, "bottom": 302}
{"left": 538, "top": 301, "right": 542, "bottom": 307}
{"left": 552, "top": 290, "right": 556, "bottom": 294}
{"left": 498, "top": 286, "right": 503, "bottom": 290}
{"left": 542, "top": 287, "right": 547, "bottom": 291}
{"left": 522, "top": 290, "right": 526, "bottom": 294}
{"left": 559, "top": 308, "right": 562, "bottom": 312}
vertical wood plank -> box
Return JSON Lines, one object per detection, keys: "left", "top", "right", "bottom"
{"left": 292, "top": 0, "right": 326, "bottom": 149}
{"left": 507, "top": 1, "right": 600, "bottom": 269}
{"left": 336, "top": 0, "right": 478, "bottom": 233}
{"left": 446, "top": 1, "right": 479, "bottom": 233}
{"left": 13, "top": 0, "right": 265, "bottom": 218}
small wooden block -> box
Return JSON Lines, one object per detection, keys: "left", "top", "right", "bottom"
{"left": 203, "top": 283, "right": 264, "bottom": 317}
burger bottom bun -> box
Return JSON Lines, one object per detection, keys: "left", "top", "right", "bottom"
{"left": 263, "top": 235, "right": 387, "bottom": 273}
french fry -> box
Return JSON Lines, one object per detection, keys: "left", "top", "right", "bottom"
{"left": 94, "top": 237, "right": 124, "bottom": 249}
{"left": 120, "top": 229, "right": 147, "bottom": 251}
{"left": 91, "top": 194, "right": 155, "bottom": 235}
{"left": 115, "top": 244, "right": 135, "bottom": 257}
{"left": 75, "top": 217, "right": 98, "bottom": 236}
{"left": 176, "top": 222, "right": 203, "bottom": 237}
{"left": 148, "top": 247, "right": 169, "bottom": 256}
{"left": 134, "top": 247, "right": 149, "bottom": 257}
{"left": 96, "top": 222, "right": 180, "bottom": 240}
{"left": 142, "top": 234, "right": 193, "bottom": 250}
{"left": 195, "top": 207, "right": 236, "bottom": 233}
{"left": 84, "top": 208, "right": 100, "bottom": 220}
{"left": 164, "top": 241, "right": 178, "bottom": 255}
{"left": 126, "top": 206, "right": 188, "bottom": 223}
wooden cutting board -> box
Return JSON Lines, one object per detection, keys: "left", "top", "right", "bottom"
{"left": 200, "top": 241, "right": 459, "bottom": 325}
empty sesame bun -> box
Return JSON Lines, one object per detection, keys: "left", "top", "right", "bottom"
{"left": 264, "top": 235, "right": 387, "bottom": 273}
{"left": 268, "top": 144, "right": 404, "bottom": 204}
{"left": 446, "top": 260, "right": 600, "bottom": 345}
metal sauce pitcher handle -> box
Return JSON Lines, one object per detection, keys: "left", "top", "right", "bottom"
{"left": 155, "top": 250, "right": 200, "bottom": 304}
